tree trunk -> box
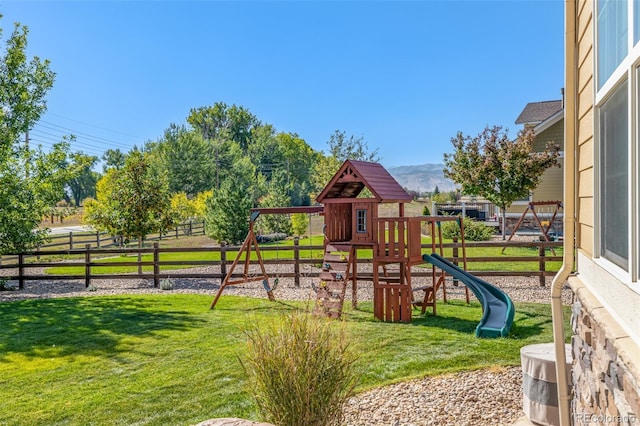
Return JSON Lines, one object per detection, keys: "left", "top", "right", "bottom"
{"left": 501, "top": 207, "right": 507, "bottom": 240}
{"left": 138, "top": 238, "right": 143, "bottom": 275}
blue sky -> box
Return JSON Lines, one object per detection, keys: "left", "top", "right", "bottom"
{"left": 2, "top": 0, "right": 564, "bottom": 169}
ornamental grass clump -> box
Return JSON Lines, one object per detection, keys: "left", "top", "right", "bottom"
{"left": 241, "top": 312, "right": 359, "bottom": 426}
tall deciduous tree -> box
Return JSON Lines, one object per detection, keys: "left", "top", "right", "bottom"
{"left": 258, "top": 172, "right": 293, "bottom": 235}
{"left": 0, "top": 17, "right": 74, "bottom": 254}
{"left": 327, "top": 130, "right": 380, "bottom": 163}
{"left": 84, "top": 151, "right": 175, "bottom": 246}
{"left": 66, "top": 150, "right": 98, "bottom": 206}
{"left": 101, "top": 148, "right": 126, "bottom": 172}
{"left": 150, "top": 124, "right": 216, "bottom": 197}
{"left": 443, "top": 126, "right": 560, "bottom": 239}
{"left": 276, "top": 132, "right": 319, "bottom": 206}
{"left": 312, "top": 130, "right": 380, "bottom": 198}
{"left": 187, "top": 102, "right": 259, "bottom": 152}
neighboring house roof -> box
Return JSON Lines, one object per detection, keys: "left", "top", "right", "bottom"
{"left": 515, "top": 100, "right": 563, "bottom": 125}
{"left": 316, "top": 160, "right": 412, "bottom": 204}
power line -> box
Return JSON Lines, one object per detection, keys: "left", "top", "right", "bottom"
{"left": 45, "top": 112, "right": 144, "bottom": 140}
{"left": 38, "top": 121, "right": 132, "bottom": 146}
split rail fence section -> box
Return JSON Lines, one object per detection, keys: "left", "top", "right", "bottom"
{"left": 0, "top": 239, "right": 562, "bottom": 290}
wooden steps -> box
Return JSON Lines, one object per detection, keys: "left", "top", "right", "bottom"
{"left": 314, "top": 243, "right": 353, "bottom": 319}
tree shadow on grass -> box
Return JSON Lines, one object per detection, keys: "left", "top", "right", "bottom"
{"left": 0, "top": 297, "right": 204, "bottom": 359}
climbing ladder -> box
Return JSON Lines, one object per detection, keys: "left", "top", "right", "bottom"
{"left": 314, "top": 243, "right": 353, "bottom": 319}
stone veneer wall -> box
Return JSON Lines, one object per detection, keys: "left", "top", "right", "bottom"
{"left": 570, "top": 279, "right": 640, "bottom": 425}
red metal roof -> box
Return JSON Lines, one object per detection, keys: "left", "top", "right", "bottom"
{"left": 316, "top": 160, "right": 412, "bottom": 204}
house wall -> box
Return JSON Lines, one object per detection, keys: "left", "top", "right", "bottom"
{"left": 532, "top": 165, "right": 563, "bottom": 203}
{"left": 532, "top": 119, "right": 564, "bottom": 204}
{"left": 506, "top": 118, "right": 564, "bottom": 216}
{"left": 534, "top": 118, "right": 564, "bottom": 152}
{"left": 569, "top": 0, "right": 640, "bottom": 424}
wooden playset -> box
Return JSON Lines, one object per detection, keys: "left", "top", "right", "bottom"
{"left": 209, "top": 160, "right": 469, "bottom": 324}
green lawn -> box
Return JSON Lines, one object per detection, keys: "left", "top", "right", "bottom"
{"left": 0, "top": 294, "right": 570, "bottom": 425}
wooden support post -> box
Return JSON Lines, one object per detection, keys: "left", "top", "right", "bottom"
{"left": 84, "top": 244, "right": 91, "bottom": 288}
{"left": 539, "top": 244, "right": 546, "bottom": 287}
{"left": 96, "top": 231, "right": 101, "bottom": 248}
{"left": 293, "top": 237, "right": 300, "bottom": 287}
{"left": 69, "top": 232, "right": 74, "bottom": 250}
{"left": 18, "top": 253, "right": 25, "bottom": 289}
{"left": 220, "top": 242, "right": 227, "bottom": 279}
{"left": 452, "top": 237, "right": 459, "bottom": 287}
{"left": 351, "top": 247, "right": 358, "bottom": 309}
{"left": 153, "top": 242, "right": 160, "bottom": 288}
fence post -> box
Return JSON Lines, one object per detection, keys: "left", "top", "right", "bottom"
{"left": 175, "top": 226, "right": 179, "bottom": 239}
{"left": 85, "top": 244, "right": 91, "bottom": 288}
{"left": 220, "top": 242, "right": 227, "bottom": 280}
{"left": 188, "top": 220, "right": 192, "bottom": 235}
{"left": 539, "top": 244, "right": 546, "bottom": 287}
{"left": 96, "top": 231, "right": 101, "bottom": 248}
{"left": 452, "top": 237, "right": 459, "bottom": 287}
{"left": 293, "top": 237, "right": 300, "bottom": 287}
{"left": 18, "top": 253, "right": 25, "bottom": 289}
{"left": 153, "top": 242, "right": 160, "bottom": 288}
{"left": 69, "top": 232, "right": 74, "bottom": 250}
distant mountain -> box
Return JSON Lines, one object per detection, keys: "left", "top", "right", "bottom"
{"left": 388, "top": 163, "right": 457, "bottom": 193}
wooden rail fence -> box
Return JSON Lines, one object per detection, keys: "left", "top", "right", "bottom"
{"left": 0, "top": 239, "right": 563, "bottom": 290}
{"left": 0, "top": 220, "right": 205, "bottom": 263}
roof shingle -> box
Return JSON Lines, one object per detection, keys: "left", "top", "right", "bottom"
{"left": 515, "top": 100, "right": 563, "bottom": 125}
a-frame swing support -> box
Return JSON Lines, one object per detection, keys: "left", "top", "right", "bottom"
{"left": 502, "top": 201, "right": 563, "bottom": 255}
{"left": 209, "top": 206, "right": 324, "bottom": 310}
{"left": 210, "top": 210, "right": 272, "bottom": 309}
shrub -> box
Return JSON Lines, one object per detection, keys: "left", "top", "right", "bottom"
{"left": 441, "top": 216, "right": 495, "bottom": 241}
{"left": 160, "top": 278, "right": 175, "bottom": 290}
{"left": 241, "top": 312, "right": 359, "bottom": 426}
{"left": 422, "top": 205, "right": 431, "bottom": 216}
{"left": 291, "top": 213, "right": 310, "bottom": 237}
{"left": 0, "top": 278, "right": 16, "bottom": 291}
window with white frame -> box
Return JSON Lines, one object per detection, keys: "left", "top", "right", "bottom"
{"left": 599, "top": 80, "right": 628, "bottom": 269}
{"left": 597, "top": 0, "right": 628, "bottom": 89}
{"left": 595, "top": 0, "right": 640, "bottom": 277}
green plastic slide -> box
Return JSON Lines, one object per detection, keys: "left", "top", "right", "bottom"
{"left": 422, "top": 253, "right": 515, "bottom": 338}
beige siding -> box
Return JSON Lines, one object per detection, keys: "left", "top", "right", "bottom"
{"left": 533, "top": 119, "right": 564, "bottom": 152}
{"left": 532, "top": 164, "right": 563, "bottom": 202}
{"left": 577, "top": 113, "right": 593, "bottom": 153}
{"left": 577, "top": 168, "right": 592, "bottom": 197}
{"left": 578, "top": 223, "right": 593, "bottom": 257}
{"left": 506, "top": 204, "right": 527, "bottom": 214}
{"left": 576, "top": 0, "right": 594, "bottom": 256}
{"left": 578, "top": 196, "right": 593, "bottom": 227}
